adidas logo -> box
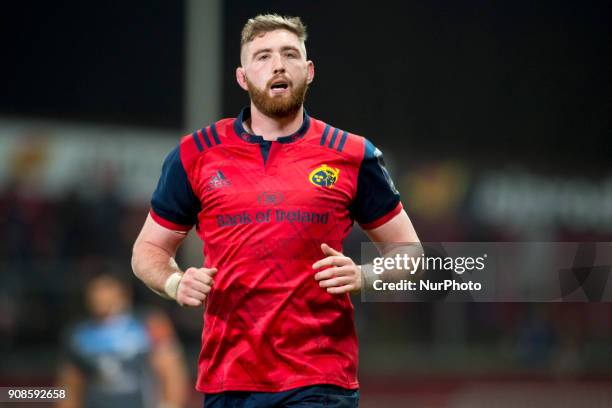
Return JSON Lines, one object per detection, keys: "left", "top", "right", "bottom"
{"left": 208, "top": 170, "right": 231, "bottom": 189}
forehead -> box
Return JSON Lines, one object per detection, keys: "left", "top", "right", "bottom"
{"left": 88, "top": 278, "right": 122, "bottom": 294}
{"left": 242, "top": 29, "right": 305, "bottom": 58}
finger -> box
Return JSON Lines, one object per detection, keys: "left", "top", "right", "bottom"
{"left": 326, "top": 284, "right": 355, "bottom": 295}
{"left": 186, "top": 267, "right": 218, "bottom": 277}
{"left": 321, "top": 243, "right": 342, "bottom": 257}
{"left": 180, "top": 279, "right": 211, "bottom": 294}
{"left": 312, "top": 256, "right": 349, "bottom": 270}
{"left": 190, "top": 271, "right": 216, "bottom": 286}
{"left": 314, "top": 266, "right": 354, "bottom": 281}
{"left": 181, "top": 287, "right": 207, "bottom": 301}
{"left": 319, "top": 276, "right": 353, "bottom": 289}
{"left": 182, "top": 298, "right": 203, "bottom": 307}
{"left": 177, "top": 294, "right": 203, "bottom": 307}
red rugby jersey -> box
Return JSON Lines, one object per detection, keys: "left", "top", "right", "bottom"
{"left": 150, "top": 107, "right": 402, "bottom": 393}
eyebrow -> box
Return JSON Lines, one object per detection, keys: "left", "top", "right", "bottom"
{"left": 252, "top": 46, "right": 301, "bottom": 58}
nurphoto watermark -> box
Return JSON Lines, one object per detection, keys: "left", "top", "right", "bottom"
{"left": 360, "top": 242, "right": 612, "bottom": 302}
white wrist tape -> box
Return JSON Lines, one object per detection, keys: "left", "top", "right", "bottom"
{"left": 164, "top": 272, "right": 184, "bottom": 300}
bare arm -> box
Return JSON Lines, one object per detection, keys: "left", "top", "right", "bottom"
{"left": 363, "top": 209, "right": 424, "bottom": 283}
{"left": 55, "top": 363, "right": 84, "bottom": 408}
{"left": 151, "top": 346, "right": 189, "bottom": 407}
{"left": 132, "top": 214, "right": 217, "bottom": 306}
{"left": 131, "top": 214, "right": 187, "bottom": 296}
{"left": 364, "top": 209, "right": 420, "bottom": 244}
{"left": 147, "top": 313, "right": 189, "bottom": 408}
{"left": 313, "top": 209, "right": 422, "bottom": 294}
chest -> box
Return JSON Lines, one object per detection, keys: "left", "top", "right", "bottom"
{"left": 192, "top": 143, "right": 358, "bottom": 215}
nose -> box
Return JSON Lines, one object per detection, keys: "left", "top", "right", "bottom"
{"left": 271, "top": 53, "right": 285, "bottom": 74}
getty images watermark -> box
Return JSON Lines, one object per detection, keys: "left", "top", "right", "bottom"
{"left": 371, "top": 251, "right": 487, "bottom": 292}
{"left": 360, "top": 242, "right": 612, "bottom": 302}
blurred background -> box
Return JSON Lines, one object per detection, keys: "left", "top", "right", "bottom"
{"left": 1, "top": 0, "right": 611, "bottom": 406}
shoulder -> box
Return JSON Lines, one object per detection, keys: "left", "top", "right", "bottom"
{"left": 177, "top": 117, "right": 236, "bottom": 171}
{"left": 63, "top": 320, "right": 95, "bottom": 349}
{"left": 308, "top": 117, "right": 369, "bottom": 164}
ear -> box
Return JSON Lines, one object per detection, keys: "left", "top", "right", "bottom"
{"left": 236, "top": 66, "right": 249, "bottom": 91}
{"left": 306, "top": 60, "right": 315, "bottom": 85}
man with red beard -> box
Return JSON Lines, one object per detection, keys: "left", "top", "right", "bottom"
{"left": 132, "top": 14, "right": 420, "bottom": 408}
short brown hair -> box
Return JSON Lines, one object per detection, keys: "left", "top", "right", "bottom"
{"left": 241, "top": 14, "right": 307, "bottom": 48}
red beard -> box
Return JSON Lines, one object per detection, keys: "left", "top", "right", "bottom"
{"left": 246, "top": 76, "right": 309, "bottom": 119}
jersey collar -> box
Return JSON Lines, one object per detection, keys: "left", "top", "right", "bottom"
{"left": 233, "top": 106, "right": 311, "bottom": 144}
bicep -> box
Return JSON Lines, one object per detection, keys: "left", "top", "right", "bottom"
{"left": 364, "top": 209, "right": 420, "bottom": 244}
{"left": 134, "top": 214, "right": 188, "bottom": 257}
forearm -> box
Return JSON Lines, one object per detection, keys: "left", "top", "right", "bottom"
{"left": 361, "top": 210, "right": 423, "bottom": 290}
{"left": 55, "top": 364, "right": 83, "bottom": 408}
{"left": 360, "top": 242, "right": 425, "bottom": 290}
{"left": 152, "top": 346, "right": 189, "bottom": 407}
{"left": 131, "top": 240, "right": 183, "bottom": 297}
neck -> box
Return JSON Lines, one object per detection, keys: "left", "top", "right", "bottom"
{"left": 246, "top": 103, "right": 304, "bottom": 141}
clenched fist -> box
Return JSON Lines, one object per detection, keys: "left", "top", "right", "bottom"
{"left": 176, "top": 267, "right": 217, "bottom": 307}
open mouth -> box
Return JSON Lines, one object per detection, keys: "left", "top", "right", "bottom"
{"left": 270, "top": 82, "right": 289, "bottom": 90}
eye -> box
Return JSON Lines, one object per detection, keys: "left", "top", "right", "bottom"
{"left": 285, "top": 51, "right": 298, "bottom": 59}
{"left": 257, "top": 54, "right": 270, "bottom": 61}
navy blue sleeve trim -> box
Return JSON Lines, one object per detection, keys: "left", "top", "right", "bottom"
{"left": 151, "top": 145, "right": 201, "bottom": 227}
{"left": 349, "top": 138, "right": 401, "bottom": 225}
